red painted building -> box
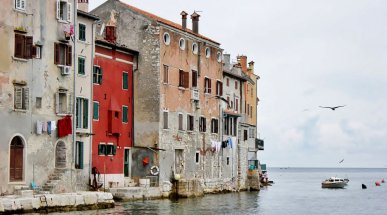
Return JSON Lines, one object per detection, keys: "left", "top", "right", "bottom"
{"left": 92, "top": 39, "right": 137, "bottom": 187}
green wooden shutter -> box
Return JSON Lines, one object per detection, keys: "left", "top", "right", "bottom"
{"left": 93, "top": 102, "right": 99, "bottom": 120}
{"left": 123, "top": 72, "right": 128, "bottom": 89}
{"left": 83, "top": 99, "right": 88, "bottom": 129}
{"left": 98, "top": 144, "right": 106, "bottom": 155}
{"left": 76, "top": 98, "right": 80, "bottom": 128}
{"left": 122, "top": 106, "right": 128, "bottom": 123}
{"left": 112, "top": 145, "right": 117, "bottom": 155}
{"left": 77, "top": 141, "right": 84, "bottom": 169}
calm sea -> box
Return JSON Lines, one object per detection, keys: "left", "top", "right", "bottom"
{"left": 48, "top": 168, "right": 387, "bottom": 215}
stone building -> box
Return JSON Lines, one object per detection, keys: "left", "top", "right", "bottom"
{"left": 0, "top": 0, "right": 97, "bottom": 194}
{"left": 91, "top": 0, "right": 227, "bottom": 192}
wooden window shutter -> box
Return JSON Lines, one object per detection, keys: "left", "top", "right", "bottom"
{"left": 55, "top": 92, "right": 60, "bottom": 114}
{"left": 208, "top": 79, "right": 212, "bottom": 94}
{"left": 56, "top": 0, "right": 60, "bottom": 19}
{"left": 112, "top": 145, "right": 117, "bottom": 155}
{"left": 220, "top": 82, "right": 223, "bottom": 96}
{"left": 24, "top": 36, "right": 33, "bottom": 59}
{"left": 204, "top": 78, "right": 208, "bottom": 93}
{"left": 14, "top": 34, "right": 24, "bottom": 58}
{"left": 184, "top": 71, "right": 189, "bottom": 88}
{"left": 77, "top": 141, "right": 84, "bottom": 169}
{"left": 123, "top": 72, "right": 128, "bottom": 89}
{"left": 66, "top": 45, "right": 72, "bottom": 66}
{"left": 203, "top": 118, "right": 206, "bottom": 132}
{"left": 22, "top": 87, "right": 29, "bottom": 110}
{"left": 32, "top": 46, "right": 37, "bottom": 58}
{"left": 83, "top": 99, "right": 88, "bottom": 129}
{"left": 54, "top": 43, "right": 60, "bottom": 64}
{"left": 14, "top": 87, "right": 23, "bottom": 109}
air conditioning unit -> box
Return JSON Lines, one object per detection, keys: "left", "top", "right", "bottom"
{"left": 60, "top": 66, "right": 71, "bottom": 75}
{"left": 191, "top": 89, "right": 199, "bottom": 101}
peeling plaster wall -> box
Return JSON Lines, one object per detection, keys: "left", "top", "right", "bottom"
{"left": 0, "top": 0, "right": 76, "bottom": 194}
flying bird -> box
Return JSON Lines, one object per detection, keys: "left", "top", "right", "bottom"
{"left": 339, "top": 159, "right": 344, "bottom": 163}
{"left": 319, "top": 105, "right": 346, "bottom": 111}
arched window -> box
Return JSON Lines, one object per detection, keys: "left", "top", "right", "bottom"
{"left": 10, "top": 136, "right": 24, "bottom": 181}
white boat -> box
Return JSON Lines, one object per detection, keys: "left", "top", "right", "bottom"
{"left": 321, "top": 177, "right": 347, "bottom": 188}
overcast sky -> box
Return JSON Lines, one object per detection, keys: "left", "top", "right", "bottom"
{"left": 89, "top": 0, "right": 387, "bottom": 168}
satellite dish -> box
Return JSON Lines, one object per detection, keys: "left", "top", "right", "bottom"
{"left": 99, "top": 23, "right": 105, "bottom": 36}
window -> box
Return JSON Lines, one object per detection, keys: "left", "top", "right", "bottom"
{"left": 33, "top": 45, "right": 42, "bottom": 59}
{"left": 14, "top": 34, "right": 33, "bottom": 59}
{"left": 216, "top": 81, "right": 223, "bottom": 96}
{"left": 249, "top": 128, "right": 255, "bottom": 138}
{"left": 56, "top": 0, "right": 72, "bottom": 22}
{"left": 15, "top": 0, "right": 26, "bottom": 11}
{"left": 98, "top": 143, "right": 117, "bottom": 156}
{"left": 123, "top": 72, "right": 128, "bottom": 90}
{"left": 192, "top": 43, "right": 198, "bottom": 54}
{"left": 55, "top": 89, "right": 71, "bottom": 114}
{"left": 250, "top": 106, "right": 253, "bottom": 118}
{"left": 205, "top": 47, "right": 211, "bottom": 58}
{"left": 195, "top": 151, "right": 200, "bottom": 164}
{"left": 192, "top": 70, "right": 198, "bottom": 88}
{"left": 93, "top": 66, "right": 102, "bottom": 84}
{"left": 163, "top": 65, "right": 169, "bottom": 84}
{"left": 179, "top": 70, "right": 189, "bottom": 88}
{"left": 227, "top": 97, "right": 230, "bottom": 108}
{"left": 163, "top": 32, "right": 170, "bottom": 45}
{"left": 75, "top": 141, "right": 84, "bottom": 169}
{"left": 76, "top": 97, "right": 88, "bottom": 129}
{"left": 199, "top": 117, "right": 206, "bottom": 132}
{"left": 54, "top": 43, "right": 72, "bottom": 66}
{"left": 244, "top": 130, "right": 248, "bottom": 141}
{"left": 79, "top": 23, "right": 86, "bottom": 41}
{"left": 178, "top": 113, "right": 183, "bottom": 131}
{"left": 217, "top": 51, "right": 222, "bottom": 62}
{"left": 235, "top": 98, "right": 239, "bottom": 112}
{"left": 78, "top": 57, "right": 85, "bottom": 75}
{"left": 14, "top": 85, "right": 29, "bottom": 110}
{"left": 226, "top": 78, "right": 229, "bottom": 87}
{"left": 179, "top": 38, "right": 185, "bottom": 50}
{"left": 163, "top": 111, "right": 168, "bottom": 129}
{"left": 122, "top": 106, "right": 128, "bottom": 123}
{"left": 187, "top": 115, "right": 194, "bottom": 131}
{"left": 204, "top": 77, "right": 211, "bottom": 94}
{"left": 93, "top": 101, "right": 99, "bottom": 120}
{"left": 226, "top": 157, "right": 230, "bottom": 165}
{"left": 35, "top": 97, "right": 42, "bottom": 109}
{"left": 247, "top": 104, "right": 250, "bottom": 115}
{"left": 235, "top": 81, "right": 238, "bottom": 90}
{"left": 211, "top": 118, "right": 219, "bottom": 133}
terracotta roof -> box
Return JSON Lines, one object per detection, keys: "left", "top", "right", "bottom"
{"left": 117, "top": 1, "right": 220, "bottom": 45}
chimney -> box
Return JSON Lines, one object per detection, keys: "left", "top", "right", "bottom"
{"left": 78, "top": 0, "right": 89, "bottom": 12}
{"left": 180, "top": 11, "right": 188, "bottom": 30}
{"left": 237, "top": 55, "right": 247, "bottom": 72}
{"left": 223, "top": 54, "right": 231, "bottom": 65}
{"left": 191, "top": 12, "right": 200, "bottom": 34}
{"left": 248, "top": 61, "right": 255, "bottom": 70}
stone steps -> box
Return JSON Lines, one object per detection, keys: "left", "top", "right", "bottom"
{"left": 40, "top": 169, "right": 67, "bottom": 193}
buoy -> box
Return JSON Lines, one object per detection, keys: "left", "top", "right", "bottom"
{"left": 382, "top": 179, "right": 385, "bottom": 183}
{"left": 362, "top": 184, "right": 367, "bottom": 189}
{"left": 375, "top": 181, "right": 381, "bottom": 186}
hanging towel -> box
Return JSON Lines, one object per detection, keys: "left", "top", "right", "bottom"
{"left": 51, "top": 121, "right": 57, "bottom": 131}
{"left": 58, "top": 116, "right": 72, "bottom": 137}
{"left": 42, "top": 121, "right": 47, "bottom": 132}
{"left": 215, "top": 141, "right": 221, "bottom": 152}
{"left": 47, "top": 121, "right": 52, "bottom": 135}
{"left": 228, "top": 137, "right": 233, "bottom": 149}
{"left": 36, "top": 120, "right": 43, "bottom": 135}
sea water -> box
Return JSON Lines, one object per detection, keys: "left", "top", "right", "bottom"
{"left": 45, "top": 168, "right": 387, "bottom": 215}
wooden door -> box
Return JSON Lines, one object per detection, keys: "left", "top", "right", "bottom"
{"left": 10, "top": 136, "right": 24, "bottom": 181}
{"left": 56, "top": 141, "right": 67, "bottom": 168}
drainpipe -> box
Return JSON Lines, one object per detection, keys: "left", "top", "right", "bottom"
{"left": 71, "top": 0, "right": 77, "bottom": 192}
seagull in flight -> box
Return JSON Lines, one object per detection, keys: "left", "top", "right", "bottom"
{"left": 339, "top": 159, "right": 344, "bottom": 163}
{"left": 319, "top": 105, "right": 346, "bottom": 111}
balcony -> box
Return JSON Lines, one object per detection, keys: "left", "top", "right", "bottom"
{"left": 256, "top": 138, "right": 264, "bottom": 150}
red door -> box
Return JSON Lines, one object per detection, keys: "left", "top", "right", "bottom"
{"left": 10, "top": 136, "right": 24, "bottom": 181}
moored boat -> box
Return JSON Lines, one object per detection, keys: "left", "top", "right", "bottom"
{"left": 322, "top": 177, "right": 347, "bottom": 188}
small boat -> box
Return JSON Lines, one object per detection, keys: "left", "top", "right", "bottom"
{"left": 322, "top": 177, "right": 347, "bottom": 188}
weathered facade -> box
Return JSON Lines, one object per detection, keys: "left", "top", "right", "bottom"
{"left": 0, "top": 0, "right": 98, "bottom": 194}
{"left": 91, "top": 0, "right": 229, "bottom": 193}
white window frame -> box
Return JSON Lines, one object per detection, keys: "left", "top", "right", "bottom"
{"left": 187, "top": 114, "right": 194, "bottom": 132}
{"left": 55, "top": 89, "right": 71, "bottom": 115}
{"left": 76, "top": 97, "right": 89, "bottom": 129}
{"left": 179, "top": 38, "right": 186, "bottom": 50}
{"left": 163, "top": 32, "right": 170, "bottom": 45}
{"left": 56, "top": 0, "right": 71, "bottom": 22}
{"left": 205, "top": 47, "right": 211, "bottom": 58}
{"left": 15, "top": 0, "right": 26, "bottom": 11}
{"left": 217, "top": 51, "right": 222, "bottom": 62}
{"left": 192, "top": 43, "right": 198, "bottom": 55}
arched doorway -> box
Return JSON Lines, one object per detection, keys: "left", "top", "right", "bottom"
{"left": 55, "top": 141, "right": 67, "bottom": 168}
{"left": 10, "top": 136, "right": 24, "bottom": 181}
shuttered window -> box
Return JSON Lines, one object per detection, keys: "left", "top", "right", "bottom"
{"left": 78, "top": 57, "right": 85, "bottom": 75}
{"left": 76, "top": 97, "right": 88, "bottom": 129}
{"left": 122, "top": 106, "right": 128, "bottom": 123}
{"left": 178, "top": 113, "right": 183, "bottom": 131}
{"left": 98, "top": 144, "right": 106, "bottom": 155}
{"left": 79, "top": 23, "right": 86, "bottom": 41}
{"left": 216, "top": 80, "right": 223, "bottom": 96}
{"left": 204, "top": 78, "right": 211, "bottom": 94}
{"left": 54, "top": 43, "right": 72, "bottom": 66}
{"left": 163, "top": 65, "right": 169, "bottom": 84}
{"left": 75, "top": 141, "right": 84, "bottom": 169}
{"left": 235, "top": 98, "right": 239, "bottom": 112}
{"left": 199, "top": 117, "right": 206, "bottom": 132}
{"left": 192, "top": 70, "right": 198, "bottom": 88}
{"left": 56, "top": 0, "right": 71, "bottom": 22}
{"left": 122, "top": 72, "right": 128, "bottom": 90}
{"left": 93, "top": 66, "right": 102, "bottom": 84}
{"left": 93, "top": 101, "right": 99, "bottom": 120}
{"left": 187, "top": 115, "right": 194, "bottom": 131}
{"left": 14, "top": 34, "right": 33, "bottom": 59}
{"left": 163, "top": 111, "right": 168, "bottom": 129}
{"left": 179, "top": 70, "right": 189, "bottom": 88}
{"left": 15, "top": 0, "right": 26, "bottom": 10}
{"left": 211, "top": 118, "right": 218, "bottom": 134}
{"left": 14, "top": 85, "right": 29, "bottom": 110}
